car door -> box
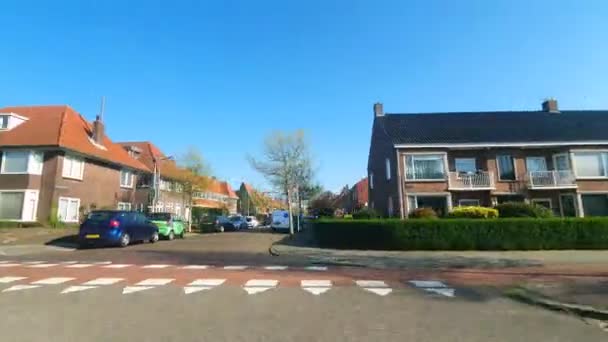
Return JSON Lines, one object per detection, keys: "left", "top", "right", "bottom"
{"left": 137, "top": 213, "right": 155, "bottom": 239}
{"left": 123, "top": 213, "right": 140, "bottom": 240}
{"left": 174, "top": 216, "right": 184, "bottom": 234}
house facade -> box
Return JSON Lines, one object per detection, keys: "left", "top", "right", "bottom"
{"left": 192, "top": 178, "right": 238, "bottom": 215}
{"left": 368, "top": 100, "right": 608, "bottom": 218}
{"left": 0, "top": 105, "right": 149, "bottom": 223}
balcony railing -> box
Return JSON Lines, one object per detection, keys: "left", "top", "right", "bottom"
{"left": 448, "top": 172, "right": 494, "bottom": 190}
{"left": 528, "top": 170, "right": 577, "bottom": 189}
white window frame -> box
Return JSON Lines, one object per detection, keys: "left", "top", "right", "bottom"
{"left": 404, "top": 152, "right": 448, "bottom": 181}
{"left": 525, "top": 156, "right": 547, "bottom": 172}
{"left": 455, "top": 158, "right": 476, "bottom": 174}
{"left": 62, "top": 154, "right": 84, "bottom": 180}
{"left": 1, "top": 150, "right": 44, "bottom": 175}
{"left": 571, "top": 150, "right": 608, "bottom": 179}
{"left": 369, "top": 172, "right": 374, "bottom": 189}
{"left": 531, "top": 198, "right": 552, "bottom": 209}
{"left": 388, "top": 196, "right": 393, "bottom": 216}
{"left": 406, "top": 193, "right": 452, "bottom": 213}
{"left": 385, "top": 158, "right": 391, "bottom": 180}
{"left": 120, "top": 170, "right": 134, "bottom": 188}
{"left": 117, "top": 202, "right": 132, "bottom": 211}
{"left": 57, "top": 196, "right": 80, "bottom": 223}
{"left": 0, "top": 190, "right": 39, "bottom": 221}
{"left": 496, "top": 154, "right": 517, "bottom": 181}
{"left": 0, "top": 115, "right": 8, "bottom": 129}
{"left": 552, "top": 153, "right": 571, "bottom": 171}
{"left": 458, "top": 199, "right": 480, "bottom": 206}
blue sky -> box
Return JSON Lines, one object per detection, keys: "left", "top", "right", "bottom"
{"left": 1, "top": 0, "right": 607, "bottom": 192}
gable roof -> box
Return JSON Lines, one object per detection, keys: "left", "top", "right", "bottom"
{"left": 379, "top": 110, "right": 608, "bottom": 146}
{"left": 117, "top": 141, "right": 185, "bottom": 180}
{"left": 0, "top": 105, "right": 149, "bottom": 171}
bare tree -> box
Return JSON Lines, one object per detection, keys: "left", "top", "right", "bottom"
{"left": 248, "top": 130, "right": 313, "bottom": 236}
{"left": 178, "top": 146, "right": 211, "bottom": 232}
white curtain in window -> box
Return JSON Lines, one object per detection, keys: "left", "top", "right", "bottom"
{"left": 526, "top": 157, "right": 547, "bottom": 172}
{"left": 0, "top": 192, "right": 24, "bottom": 220}
{"left": 574, "top": 153, "right": 607, "bottom": 177}
{"left": 408, "top": 155, "right": 444, "bottom": 179}
{"left": 3, "top": 151, "right": 29, "bottom": 173}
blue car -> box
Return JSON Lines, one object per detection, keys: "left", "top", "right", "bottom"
{"left": 78, "top": 210, "right": 159, "bottom": 248}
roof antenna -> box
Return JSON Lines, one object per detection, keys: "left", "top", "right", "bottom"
{"left": 97, "top": 96, "right": 105, "bottom": 121}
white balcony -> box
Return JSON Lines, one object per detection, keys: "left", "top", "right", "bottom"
{"left": 448, "top": 172, "right": 495, "bottom": 190}
{"left": 528, "top": 170, "right": 577, "bottom": 189}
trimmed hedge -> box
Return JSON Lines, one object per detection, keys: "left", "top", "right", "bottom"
{"left": 495, "top": 202, "right": 553, "bottom": 218}
{"left": 352, "top": 208, "right": 381, "bottom": 219}
{"left": 312, "top": 218, "right": 608, "bottom": 250}
{"left": 450, "top": 206, "right": 499, "bottom": 219}
{"left": 409, "top": 207, "right": 438, "bottom": 219}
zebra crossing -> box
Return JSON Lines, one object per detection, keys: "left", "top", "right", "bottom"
{"left": 0, "top": 261, "right": 328, "bottom": 271}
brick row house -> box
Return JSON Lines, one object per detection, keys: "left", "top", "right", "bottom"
{"left": 0, "top": 105, "right": 235, "bottom": 224}
{"left": 334, "top": 178, "right": 369, "bottom": 214}
{"left": 368, "top": 100, "right": 608, "bottom": 218}
{"left": 236, "top": 182, "right": 286, "bottom": 216}
{"left": 192, "top": 179, "right": 238, "bottom": 215}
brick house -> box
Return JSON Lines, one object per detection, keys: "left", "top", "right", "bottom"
{"left": 334, "top": 178, "right": 369, "bottom": 214}
{"left": 192, "top": 178, "right": 238, "bottom": 215}
{"left": 368, "top": 99, "right": 608, "bottom": 218}
{"left": 0, "top": 105, "right": 149, "bottom": 223}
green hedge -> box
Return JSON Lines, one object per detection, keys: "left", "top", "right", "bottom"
{"left": 0, "top": 221, "right": 44, "bottom": 228}
{"left": 449, "top": 206, "right": 499, "bottom": 219}
{"left": 312, "top": 218, "right": 608, "bottom": 250}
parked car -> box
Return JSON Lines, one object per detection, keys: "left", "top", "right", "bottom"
{"left": 228, "top": 215, "right": 247, "bottom": 230}
{"left": 245, "top": 216, "right": 259, "bottom": 229}
{"left": 214, "top": 215, "right": 230, "bottom": 232}
{"left": 147, "top": 212, "right": 185, "bottom": 240}
{"left": 271, "top": 210, "right": 290, "bottom": 232}
{"left": 79, "top": 210, "right": 159, "bottom": 248}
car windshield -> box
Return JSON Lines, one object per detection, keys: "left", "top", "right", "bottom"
{"left": 148, "top": 213, "right": 171, "bottom": 221}
{"left": 86, "top": 211, "right": 114, "bottom": 222}
{"left": 230, "top": 216, "right": 242, "bottom": 222}
{"left": 246, "top": 217, "right": 253, "bottom": 222}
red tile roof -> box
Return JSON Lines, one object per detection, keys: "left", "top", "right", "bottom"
{"left": 0, "top": 105, "right": 149, "bottom": 171}
{"left": 117, "top": 141, "right": 185, "bottom": 180}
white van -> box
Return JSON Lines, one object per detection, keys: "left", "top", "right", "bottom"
{"left": 270, "top": 210, "right": 290, "bottom": 231}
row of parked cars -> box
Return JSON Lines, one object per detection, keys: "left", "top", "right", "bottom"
{"left": 78, "top": 210, "right": 186, "bottom": 248}
{"left": 214, "top": 210, "right": 292, "bottom": 232}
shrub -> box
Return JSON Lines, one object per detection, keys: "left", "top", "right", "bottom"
{"left": 352, "top": 208, "right": 381, "bottom": 219}
{"left": 409, "top": 207, "right": 438, "bottom": 219}
{"left": 343, "top": 214, "right": 354, "bottom": 220}
{"left": 0, "top": 221, "right": 43, "bottom": 228}
{"left": 311, "top": 218, "right": 608, "bottom": 250}
{"left": 495, "top": 202, "right": 553, "bottom": 218}
{"left": 450, "top": 206, "right": 499, "bottom": 219}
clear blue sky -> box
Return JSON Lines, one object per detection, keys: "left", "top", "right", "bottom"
{"left": 1, "top": 1, "right": 607, "bottom": 192}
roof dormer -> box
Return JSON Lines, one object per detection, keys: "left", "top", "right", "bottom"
{"left": 0, "top": 112, "right": 28, "bottom": 131}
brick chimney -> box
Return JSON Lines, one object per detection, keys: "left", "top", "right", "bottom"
{"left": 91, "top": 115, "right": 105, "bottom": 144}
{"left": 542, "top": 98, "right": 559, "bottom": 113}
{"left": 373, "top": 103, "right": 384, "bottom": 117}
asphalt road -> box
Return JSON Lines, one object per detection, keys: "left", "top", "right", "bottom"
{"left": 0, "top": 230, "right": 606, "bottom": 341}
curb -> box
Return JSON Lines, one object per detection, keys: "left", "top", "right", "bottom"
{"left": 506, "top": 287, "right": 608, "bottom": 321}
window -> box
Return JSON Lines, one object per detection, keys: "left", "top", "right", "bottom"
{"left": 117, "top": 202, "right": 132, "bottom": 211}
{"left": 573, "top": 152, "right": 608, "bottom": 178}
{"left": 58, "top": 197, "right": 80, "bottom": 222}
{"left": 581, "top": 194, "right": 608, "bottom": 216}
{"left": 405, "top": 154, "right": 445, "bottom": 180}
{"left": 0, "top": 115, "right": 8, "bottom": 129}
{"left": 387, "top": 196, "right": 393, "bottom": 217}
{"left": 531, "top": 198, "right": 552, "bottom": 209}
{"left": 1, "top": 150, "right": 42, "bottom": 174}
{"left": 553, "top": 154, "right": 571, "bottom": 171}
{"left": 0, "top": 192, "right": 25, "bottom": 220}
{"left": 385, "top": 158, "right": 391, "bottom": 180}
{"left": 407, "top": 195, "right": 448, "bottom": 216}
{"left": 458, "top": 199, "right": 480, "bottom": 206}
{"left": 497, "top": 155, "right": 516, "bottom": 180}
{"left": 62, "top": 155, "right": 84, "bottom": 180}
{"left": 120, "top": 170, "right": 134, "bottom": 188}
{"left": 455, "top": 158, "right": 476, "bottom": 174}
{"left": 369, "top": 173, "right": 374, "bottom": 189}
{"left": 526, "top": 157, "right": 547, "bottom": 172}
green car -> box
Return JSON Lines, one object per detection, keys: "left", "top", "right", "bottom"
{"left": 147, "top": 212, "right": 186, "bottom": 240}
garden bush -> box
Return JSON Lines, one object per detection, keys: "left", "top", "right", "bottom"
{"left": 352, "top": 208, "right": 381, "bottom": 219}
{"left": 495, "top": 202, "right": 553, "bottom": 218}
{"left": 409, "top": 207, "right": 438, "bottom": 219}
{"left": 312, "top": 217, "right": 608, "bottom": 250}
{"left": 449, "top": 206, "right": 499, "bottom": 219}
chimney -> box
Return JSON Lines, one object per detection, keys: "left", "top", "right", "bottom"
{"left": 92, "top": 115, "right": 105, "bottom": 144}
{"left": 373, "top": 102, "right": 384, "bottom": 117}
{"left": 542, "top": 98, "right": 559, "bottom": 113}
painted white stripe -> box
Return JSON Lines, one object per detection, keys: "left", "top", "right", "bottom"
{"left": 409, "top": 280, "right": 447, "bottom": 288}
{"left": 0, "top": 276, "right": 26, "bottom": 283}
{"left": 90, "top": 261, "right": 112, "bottom": 265}
{"left": 181, "top": 265, "right": 209, "bottom": 270}
{"left": 188, "top": 279, "right": 226, "bottom": 287}
{"left": 243, "top": 279, "right": 278, "bottom": 294}
{"left": 264, "top": 266, "right": 288, "bottom": 271}
{"left": 355, "top": 280, "right": 388, "bottom": 288}
{"left": 304, "top": 266, "right": 328, "bottom": 271}
{"left": 224, "top": 265, "right": 248, "bottom": 270}
{"left": 0, "top": 260, "right": 14, "bottom": 264}
{"left": 61, "top": 286, "right": 97, "bottom": 294}
{"left": 2, "top": 284, "right": 41, "bottom": 292}
{"left": 82, "top": 278, "right": 124, "bottom": 286}
{"left": 136, "top": 278, "right": 174, "bottom": 286}
{"left": 364, "top": 288, "right": 392, "bottom": 296}
{"left": 22, "top": 261, "right": 44, "bottom": 265}
{"left": 301, "top": 280, "right": 332, "bottom": 295}
{"left": 142, "top": 264, "right": 171, "bottom": 269}
{"left": 0, "top": 263, "right": 20, "bottom": 268}
{"left": 122, "top": 286, "right": 154, "bottom": 294}
{"left": 28, "top": 263, "right": 58, "bottom": 268}
{"left": 184, "top": 286, "right": 213, "bottom": 294}
{"left": 58, "top": 261, "right": 78, "bottom": 265}
{"left": 66, "top": 264, "right": 94, "bottom": 268}
{"left": 32, "top": 277, "right": 74, "bottom": 285}
{"left": 424, "top": 288, "right": 455, "bottom": 297}
{"left": 103, "top": 264, "right": 132, "bottom": 269}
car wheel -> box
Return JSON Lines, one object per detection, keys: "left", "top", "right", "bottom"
{"left": 218, "top": 226, "right": 224, "bottom": 232}
{"left": 119, "top": 233, "right": 130, "bottom": 247}
{"left": 168, "top": 231, "right": 175, "bottom": 241}
{"left": 179, "top": 230, "right": 185, "bottom": 239}
{"left": 150, "top": 232, "right": 159, "bottom": 243}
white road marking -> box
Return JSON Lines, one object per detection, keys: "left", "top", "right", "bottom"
{"left": 32, "top": 277, "right": 74, "bottom": 285}
{"left": 103, "top": 264, "right": 132, "bottom": 269}
{"left": 243, "top": 279, "right": 278, "bottom": 294}
{"left": 61, "top": 286, "right": 98, "bottom": 294}
{"left": 182, "top": 265, "right": 209, "bottom": 269}
{"left": 409, "top": 280, "right": 447, "bottom": 288}
{"left": 28, "top": 263, "right": 58, "bottom": 268}
{"left": 142, "top": 264, "right": 171, "bottom": 269}
{"left": 264, "top": 266, "right": 288, "bottom": 271}
{"left": 136, "top": 278, "right": 174, "bottom": 286}
{"left": 364, "top": 288, "right": 393, "bottom": 296}
{"left": 301, "top": 280, "right": 332, "bottom": 295}
{"left": 2, "top": 284, "right": 41, "bottom": 292}
{"left": 356, "top": 280, "right": 392, "bottom": 296}
{"left": 188, "top": 279, "right": 226, "bottom": 287}
{"left": 90, "top": 261, "right": 112, "bottom": 265}
{"left": 0, "top": 276, "right": 26, "bottom": 283}
{"left": 304, "top": 266, "right": 328, "bottom": 271}
{"left": 122, "top": 286, "right": 154, "bottom": 294}
{"left": 66, "top": 264, "right": 94, "bottom": 268}
{"left": 58, "top": 261, "right": 78, "bottom": 265}
{"left": 183, "top": 286, "right": 212, "bottom": 294}
{"left": 82, "top": 278, "right": 124, "bottom": 286}
{"left": 0, "top": 260, "right": 14, "bottom": 264}
{"left": 424, "top": 288, "right": 455, "bottom": 297}
{"left": 224, "top": 265, "right": 248, "bottom": 270}
{"left": 22, "top": 261, "right": 44, "bottom": 265}
{"left": 0, "top": 263, "right": 20, "bottom": 268}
